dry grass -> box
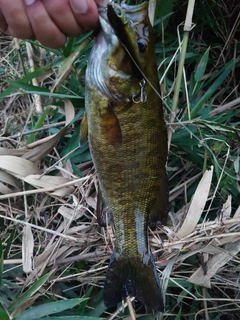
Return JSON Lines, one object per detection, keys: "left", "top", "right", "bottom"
{"left": 1, "top": 1, "right": 240, "bottom": 317}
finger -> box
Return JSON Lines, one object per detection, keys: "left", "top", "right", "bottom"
{"left": 0, "top": 0, "right": 33, "bottom": 39}
{"left": 42, "top": 0, "right": 83, "bottom": 38}
{"left": 0, "top": 8, "right": 7, "bottom": 32}
{"left": 24, "top": 0, "right": 67, "bottom": 48}
{"left": 70, "top": 0, "right": 99, "bottom": 31}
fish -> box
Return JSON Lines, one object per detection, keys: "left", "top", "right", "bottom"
{"left": 82, "top": 1, "right": 168, "bottom": 312}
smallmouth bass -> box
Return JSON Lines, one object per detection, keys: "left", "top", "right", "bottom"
{"left": 83, "top": 1, "right": 168, "bottom": 312}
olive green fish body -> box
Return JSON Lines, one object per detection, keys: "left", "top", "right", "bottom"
{"left": 85, "top": 2, "right": 168, "bottom": 311}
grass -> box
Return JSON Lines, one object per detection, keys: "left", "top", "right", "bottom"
{"left": 1, "top": 0, "right": 240, "bottom": 319}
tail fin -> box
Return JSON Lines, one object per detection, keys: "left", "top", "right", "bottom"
{"left": 103, "top": 252, "right": 164, "bottom": 312}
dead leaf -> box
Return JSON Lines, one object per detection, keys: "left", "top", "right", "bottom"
{"left": 0, "top": 169, "right": 21, "bottom": 189}
{"left": 52, "top": 39, "right": 90, "bottom": 91}
{"left": 23, "top": 174, "right": 73, "bottom": 196}
{"left": 148, "top": 0, "right": 156, "bottom": 26}
{"left": 215, "top": 194, "right": 232, "bottom": 224}
{"left": 22, "top": 225, "right": 34, "bottom": 273}
{"left": 0, "top": 147, "right": 28, "bottom": 156}
{"left": 188, "top": 240, "right": 240, "bottom": 287}
{"left": 177, "top": 166, "right": 213, "bottom": 239}
{"left": 52, "top": 51, "right": 80, "bottom": 91}
{"left": 0, "top": 156, "right": 41, "bottom": 177}
{"left": 0, "top": 182, "right": 13, "bottom": 194}
{"left": 23, "top": 126, "right": 69, "bottom": 162}
{"left": 63, "top": 99, "right": 75, "bottom": 126}
{"left": 11, "top": 295, "right": 40, "bottom": 318}
{"left": 58, "top": 205, "right": 84, "bottom": 220}
{"left": 233, "top": 204, "right": 240, "bottom": 218}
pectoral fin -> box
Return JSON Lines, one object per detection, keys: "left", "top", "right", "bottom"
{"left": 99, "top": 103, "right": 122, "bottom": 146}
{"left": 80, "top": 112, "right": 88, "bottom": 146}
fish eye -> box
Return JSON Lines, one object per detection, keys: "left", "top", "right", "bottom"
{"left": 137, "top": 38, "right": 148, "bottom": 53}
{"left": 115, "top": 8, "right": 121, "bottom": 16}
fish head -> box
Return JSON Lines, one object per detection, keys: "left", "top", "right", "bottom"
{"left": 86, "top": 1, "right": 157, "bottom": 103}
{"left": 107, "top": 2, "right": 154, "bottom": 77}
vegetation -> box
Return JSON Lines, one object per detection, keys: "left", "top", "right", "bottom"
{"left": 0, "top": 0, "right": 240, "bottom": 319}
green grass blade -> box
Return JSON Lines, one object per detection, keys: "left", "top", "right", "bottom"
{"left": 3, "top": 228, "right": 15, "bottom": 259}
{"left": 0, "top": 306, "right": 9, "bottom": 320}
{"left": 0, "top": 81, "right": 83, "bottom": 99}
{"left": 26, "top": 107, "right": 50, "bottom": 144}
{"left": 20, "top": 67, "right": 51, "bottom": 83}
{"left": 194, "top": 47, "right": 210, "bottom": 82}
{"left": 84, "top": 290, "right": 106, "bottom": 317}
{"left": 76, "top": 286, "right": 93, "bottom": 314}
{"left": 8, "top": 271, "right": 54, "bottom": 314}
{"left": 155, "top": 0, "right": 174, "bottom": 30}
{"left": 190, "top": 59, "right": 238, "bottom": 118}
{"left": 15, "top": 298, "right": 87, "bottom": 320}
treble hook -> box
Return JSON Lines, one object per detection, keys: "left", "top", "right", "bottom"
{"left": 132, "top": 79, "right": 147, "bottom": 104}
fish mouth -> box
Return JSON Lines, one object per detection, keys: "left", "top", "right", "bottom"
{"left": 98, "top": 10, "right": 115, "bottom": 45}
{"left": 97, "top": 1, "right": 149, "bottom": 44}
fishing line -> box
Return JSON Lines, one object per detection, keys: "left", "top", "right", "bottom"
{"left": 119, "top": 38, "right": 235, "bottom": 183}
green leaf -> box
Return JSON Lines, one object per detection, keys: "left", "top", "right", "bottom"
{"left": 20, "top": 67, "right": 51, "bottom": 84}
{"left": 155, "top": 0, "right": 174, "bottom": 30}
{"left": 198, "top": 119, "right": 239, "bottom": 133}
{"left": 3, "top": 228, "right": 16, "bottom": 259}
{"left": 60, "top": 125, "right": 81, "bottom": 159}
{"left": 175, "top": 308, "right": 182, "bottom": 320}
{"left": 168, "top": 278, "right": 192, "bottom": 288}
{"left": 26, "top": 107, "right": 50, "bottom": 144}
{"left": 194, "top": 47, "right": 210, "bottom": 82}
{"left": 190, "top": 59, "right": 238, "bottom": 118}
{"left": 0, "top": 306, "right": 9, "bottom": 320}
{"left": 15, "top": 298, "right": 87, "bottom": 320}
{"left": 85, "top": 290, "right": 106, "bottom": 317}
{"left": 76, "top": 287, "right": 93, "bottom": 314}
{"left": 8, "top": 271, "right": 54, "bottom": 314}
{"left": 0, "top": 81, "right": 83, "bottom": 100}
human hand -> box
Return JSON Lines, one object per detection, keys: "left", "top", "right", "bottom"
{"left": 0, "top": 0, "right": 108, "bottom": 49}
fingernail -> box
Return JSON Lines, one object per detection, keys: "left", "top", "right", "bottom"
{"left": 24, "top": 0, "right": 35, "bottom": 6}
{"left": 70, "top": 0, "right": 88, "bottom": 14}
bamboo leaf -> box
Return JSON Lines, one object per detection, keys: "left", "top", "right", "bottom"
{"left": 194, "top": 47, "right": 210, "bottom": 81}
{"left": 191, "top": 59, "right": 238, "bottom": 118}
{"left": 4, "top": 228, "right": 16, "bottom": 259}
{"left": 15, "top": 298, "right": 87, "bottom": 320}
{"left": 177, "top": 166, "right": 213, "bottom": 238}
{"left": 0, "top": 307, "right": 9, "bottom": 320}
{"left": 8, "top": 271, "right": 54, "bottom": 314}
{"left": 0, "top": 81, "right": 83, "bottom": 99}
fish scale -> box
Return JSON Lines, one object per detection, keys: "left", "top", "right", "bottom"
{"left": 83, "top": 1, "right": 168, "bottom": 312}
